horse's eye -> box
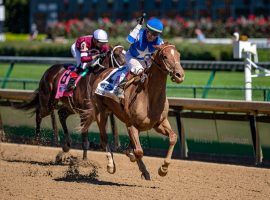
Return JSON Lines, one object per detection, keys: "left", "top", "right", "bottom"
{"left": 163, "top": 55, "right": 167, "bottom": 59}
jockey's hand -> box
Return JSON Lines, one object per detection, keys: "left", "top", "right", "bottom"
{"left": 137, "top": 13, "right": 146, "bottom": 25}
{"left": 131, "top": 67, "right": 143, "bottom": 75}
{"left": 137, "top": 17, "right": 144, "bottom": 25}
{"left": 91, "top": 54, "right": 99, "bottom": 60}
{"left": 98, "top": 52, "right": 107, "bottom": 59}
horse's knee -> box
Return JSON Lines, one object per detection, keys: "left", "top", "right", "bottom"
{"left": 134, "top": 148, "right": 144, "bottom": 159}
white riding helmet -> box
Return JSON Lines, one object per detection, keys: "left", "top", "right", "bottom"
{"left": 93, "top": 29, "right": 108, "bottom": 43}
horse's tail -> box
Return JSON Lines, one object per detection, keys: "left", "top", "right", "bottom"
{"left": 14, "top": 89, "right": 39, "bottom": 112}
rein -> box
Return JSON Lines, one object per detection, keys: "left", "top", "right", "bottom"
{"left": 110, "top": 45, "right": 125, "bottom": 68}
{"left": 92, "top": 45, "right": 124, "bottom": 74}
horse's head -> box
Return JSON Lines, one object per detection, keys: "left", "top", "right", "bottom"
{"left": 99, "top": 45, "right": 126, "bottom": 69}
{"left": 152, "top": 43, "right": 185, "bottom": 83}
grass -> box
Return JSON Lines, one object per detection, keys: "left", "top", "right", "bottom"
{"left": 1, "top": 62, "right": 270, "bottom": 100}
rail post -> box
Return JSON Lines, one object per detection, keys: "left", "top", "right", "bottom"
{"left": 175, "top": 111, "right": 188, "bottom": 158}
{"left": 1, "top": 62, "right": 15, "bottom": 89}
{"left": 249, "top": 113, "right": 263, "bottom": 165}
{"left": 0, "top": 111, "right": 6, "bottom": 142}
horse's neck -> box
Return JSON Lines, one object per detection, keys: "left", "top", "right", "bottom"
{"left": 146, "top": 64, "right": 167, "bottom": 103}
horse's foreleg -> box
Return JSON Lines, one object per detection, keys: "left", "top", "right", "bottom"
{"left": 154, "top": 118, "right": 177, "bottom": 177}
{"left": 58, "top": 108, "right": 72, "bottom": 152}
{"left": 125, "top": 141, "right": 136, "bottom": 162}
{"left": 127, "top": 125, "right": 143, "bottom": 159}
{"left": 136, "top": 158, "right": 151, "bottom": 180}
{"left": 50, "top": 111, "right": 59, "bottom": 146}
{"left": 96, "top": 111, "right": 116, "bottom": 174}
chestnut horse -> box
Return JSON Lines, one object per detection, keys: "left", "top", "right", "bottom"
{"left": 18, "top": 45, "right": 126, "bottom": 160}
{"left": 83, "top": 43, "right": 185, "bottom": 179}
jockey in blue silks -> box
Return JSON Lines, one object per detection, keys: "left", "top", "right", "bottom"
{"left": 116, "top": 17, "right": 164, "bottom": 98}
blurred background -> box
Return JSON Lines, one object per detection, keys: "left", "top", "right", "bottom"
{"left": 0, "top": 0, "right": 270, "bottom": 99}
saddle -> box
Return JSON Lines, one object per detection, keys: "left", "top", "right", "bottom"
{"left": 95, "top": 66, "right": 148, "bottom": 103}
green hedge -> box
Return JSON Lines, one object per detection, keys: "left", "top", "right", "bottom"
{"left": 0, "top": 39, "right": 269, "bottom": 61}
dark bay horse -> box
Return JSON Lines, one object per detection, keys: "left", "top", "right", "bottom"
{"left": 83, "top": 42, "right": 185, "bottom": 179}
{"left": 18, "top": 45, "right": 126, "bottom": 160}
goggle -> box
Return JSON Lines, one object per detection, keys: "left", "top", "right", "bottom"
{"left": 147, "top": 29, "right": 160, "bottom": 37}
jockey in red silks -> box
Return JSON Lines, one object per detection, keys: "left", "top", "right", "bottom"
{"left": 67, "top": 29, "right": 110, "bottom": 90}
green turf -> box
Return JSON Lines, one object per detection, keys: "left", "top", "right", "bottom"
{"left": 1, "top": 63, "right": 270, "bottom": 100}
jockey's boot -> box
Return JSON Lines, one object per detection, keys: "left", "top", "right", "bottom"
{"left": 66, "top": 78, "right": 76, "bottom": 91}
{"left": 115, "top": 81, "right": 126, "bottom": 99}
{"left": 115, "top": 72, "right": 133, "bottom": 99}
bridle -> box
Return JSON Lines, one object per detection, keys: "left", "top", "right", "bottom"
{"left": 151, "top": 44, "right": 179, "bottom": 76}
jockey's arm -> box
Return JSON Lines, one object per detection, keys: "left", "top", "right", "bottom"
{"left": 126, "top": 24, "right": 142, "bottom": 44}
{"left": 80, "top": 51, "right": 95, "bottom": 63}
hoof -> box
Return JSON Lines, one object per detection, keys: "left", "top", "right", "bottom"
{"left": 141, "top": 172, "right": 151, "bottom": 180}
{"left": 158, "top": 166, "right": 168, "bottom": 177}
{"left": 82, "top": 151, "right": 87, "bottom": 160}
{"left": 128, "top": 152, "right": 136, "bottom": 162}
{"left": 107, "top": 163, "right": 116, "bottom": 174}
{"left": 62, "top": 144, "right": 70, "bottom": 153}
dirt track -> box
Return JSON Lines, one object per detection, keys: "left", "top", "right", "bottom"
{"left": 0, "top": 142, "right": 270, "bottom": 200}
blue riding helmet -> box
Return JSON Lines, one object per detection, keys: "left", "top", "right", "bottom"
{"left": 146, "top": 18, "right": 163, "bottom": 33}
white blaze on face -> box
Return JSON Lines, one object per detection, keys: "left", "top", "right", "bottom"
{"left": 170, "top": 49, "right": 177, "bottom": 63}
{"left": 170, "top": 49, "right": 175, "bottom": 57}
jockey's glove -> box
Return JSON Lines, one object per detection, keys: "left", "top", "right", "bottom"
{"left": 131, "top": 67, "right": 143, "bottom": 75}
{"left": 99, "top": 52, "right": 107, "bottom": 59}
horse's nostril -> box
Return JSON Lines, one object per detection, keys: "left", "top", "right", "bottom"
{"left": 175, "top": 73, "right": 181, "bottom": 78}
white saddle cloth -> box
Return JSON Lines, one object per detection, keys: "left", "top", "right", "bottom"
{"left": 95, "top": 66, "right": 129, "bottom": 101}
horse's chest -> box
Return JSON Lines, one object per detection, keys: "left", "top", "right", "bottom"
{"left": 129, "top": 105, "right": 167, "bottom": 130}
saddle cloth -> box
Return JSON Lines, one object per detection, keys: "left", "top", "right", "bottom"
{"left": 95, "top": 66, "right": 129, "bottom": 101}
{"left": 55, "top": 66, "right": 82, "bottom": 99}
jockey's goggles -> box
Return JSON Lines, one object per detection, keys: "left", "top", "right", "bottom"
{"left": 146, "top": 29, "right": 160, "bottom": 37}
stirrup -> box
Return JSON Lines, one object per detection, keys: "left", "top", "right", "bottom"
{"left": 66, "top": 78, "right": 76, "bottom": 91}
{"left": 115, "top": 87, "right": 124, "bottom": 99}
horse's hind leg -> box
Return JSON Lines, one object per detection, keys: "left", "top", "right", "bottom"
{"left": 34, "top": 109, "right": 42, "bottom": 144}
{"left": 154, "top": 118, "right": 178, "bottom": 177}
{"left": 58, "top": 108, "right": 72, "bottom": 153}
{"left": 96, "top": 110, "right": 116, "bottom": 174}
{"left": 50, "top": 111, "right": 59, "bottom": 146}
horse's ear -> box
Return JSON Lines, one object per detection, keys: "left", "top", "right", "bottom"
{"left": 164, "top": 41, "right": 169, "bottom": 45}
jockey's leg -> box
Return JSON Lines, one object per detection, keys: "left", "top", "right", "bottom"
{"left": 115, "top": 52, "right": 144, "bottom": 98}
{"left": 66, "top": 71, "right": 79, "bottom": 91}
